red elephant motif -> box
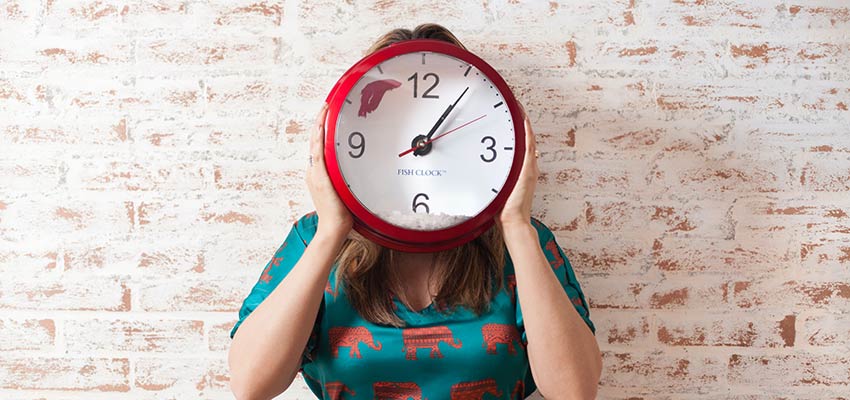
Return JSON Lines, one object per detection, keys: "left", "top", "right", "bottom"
{"left": 505, "top": 273, "right": 516, "bottom": 304}
{"left": 325, "top": 381, "right": 355, "bottom": 400}
{"left": 259, "top": 243, "right": 287, "bottom": 283}
{"left": 544, "top": 238, "right": 565, "bottom": 270}
{"left": 373, "top": 381, "right": 425, "bottom": 400}
{"left": 481, "top": 323, "right": 522, "bottom": 355}
{"left": 329, "top": 326, "right": 382, "bottom": 358}
{"left": 402, "top": 326, "right": 462, "bottom": 360}
{"left": 449, "top": 378, "right": 502, "bottom": 400}
{"left": 511, "top": 380, "right": 524, "bottom": 400}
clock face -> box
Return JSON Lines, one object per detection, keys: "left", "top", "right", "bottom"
{"left": 331, "top": 50, "right": 517, "bottom": 231}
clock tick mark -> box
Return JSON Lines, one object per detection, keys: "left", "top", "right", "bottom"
{"left": 421, "top": 53, "right": 426, "bottom": 64}
{"left": 464, "top": 66, "right": 471, "bottom": 77}
{"left": 345, "top": 99, "right": 352, "bottom": 104}
{"left": 493, "top": 101, "right": 503, "bottom": 108}
{"left": 503, "top": 146, "right": 513, "bottom": 150}
{"left": 491, "top": 188, "right": 498, "bottom": 193}
{"left": 377, "top": 65, "right": 383, "bottom": 74}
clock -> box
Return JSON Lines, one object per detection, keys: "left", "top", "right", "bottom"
{"left": 322, "top": 39, "right": 525, "bottom": 253}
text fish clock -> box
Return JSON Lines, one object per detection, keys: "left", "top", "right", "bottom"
{"left": 323, "top": 39, "right": 525, "bottom": 253}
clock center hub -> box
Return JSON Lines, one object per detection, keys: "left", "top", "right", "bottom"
{"left": 411, "top": 134, "right": 432, "bottom": 157}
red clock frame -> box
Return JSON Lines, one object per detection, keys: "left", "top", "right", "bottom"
{"left": 323, "top": 39, "right": 526, "bottom": 253}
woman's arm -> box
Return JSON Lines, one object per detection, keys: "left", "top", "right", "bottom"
{"left": 503, "top": 221, "right": 602, "bottom": 400}
{"left": 228, "top": 228, "right": 347, "bottom": 400}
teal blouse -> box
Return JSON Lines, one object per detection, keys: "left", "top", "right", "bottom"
{"left": 231, "top": 211, "right": 595, "bottom": 400}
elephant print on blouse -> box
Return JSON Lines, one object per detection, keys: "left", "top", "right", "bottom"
{"left": 505, "top": 273, "right": 516, "bottom": 304}
{"left": 511, "top": 380, "right": 524, "bottom": 400}
{"left": 373, "top": 381, "right": 425, "bottom": 400}
{"left": 259, "top": 244, "right": 286, "bottom": 283}
{"left": 329, "top": 326, "right": 383, "bottom": 358}
{"left": 402, "top": 326, "right": 462, "bottom": 360}
{"left": 481, "top": 323, "right": 522, "bottom": 355}
{"left": 544, "top": 238, "right": 565, "bottom": 270}
{"left": 325, "top": 381, "right": 355, "bottom": 400}
{"left": 449, "top": 378, "right": 502, "bottom": 400}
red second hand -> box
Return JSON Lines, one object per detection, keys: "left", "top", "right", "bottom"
{"left": 398, "top": 114, "right": 487, "bottom": 157}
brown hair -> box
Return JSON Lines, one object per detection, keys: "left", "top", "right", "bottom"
{"left": 334, "top": 23, "right": 507, "bottom": 327}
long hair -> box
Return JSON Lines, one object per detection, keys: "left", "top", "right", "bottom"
{"left": 334, "top": 23, "right": 506, "bottom": 327}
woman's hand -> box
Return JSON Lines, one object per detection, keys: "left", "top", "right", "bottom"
{"left": 307, "top": 102, "right": 354, "bottom": 238}
{"left": 496, "top": 101, "right": 539, "bottom": 229}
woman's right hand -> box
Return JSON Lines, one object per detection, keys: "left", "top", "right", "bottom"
{"left": 307, "top": 102, "right": 353, "bottom": 238}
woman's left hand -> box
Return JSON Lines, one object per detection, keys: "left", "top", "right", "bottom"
{"left": 496, "top": 101, "right": 538, "bottom": 229}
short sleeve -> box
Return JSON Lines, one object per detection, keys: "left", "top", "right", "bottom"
{"left": 515, "top": 217, "right": 596, "bottom": 343}
{"left": 230, "top": 211, "right": 323, "bottom": 370}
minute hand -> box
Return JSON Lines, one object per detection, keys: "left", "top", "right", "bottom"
{"left": 423, "top": 86, "right": 469, "bottom": 142}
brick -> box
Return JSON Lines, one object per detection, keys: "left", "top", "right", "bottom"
{"left": 205, "top": 76, "right": 286, "bottom": 117}
{"left": 138, "top": 240, "right": 271, "bottom": 276}
{"left": 213, "top": 161, "right": 303, "bottom": 192}
{"left": 728, "top": 352, "right": 850, "bottom": 387}
{"left": 0, "top": 197, "right": 133, "bottom": 242}
{"left": 23, "top": 72, "right": 204, "bottom": 115}
{"left": 0, "top": 276, "right": 130, "bottom": 311}
{"left": 209, "top": 319, "right": 239, "bottom": 351}
{"left": 583, "top": 198, "right": 731, "bottom": 238}
{"left": 725, "top": 278, "right": 850, "bottom": 310}
{"left": 0, "top": 319, "right": 54, "bottom": 351}
{"left": 585, "top": 40, "right": 730, "bottom": 79}
{"left": 134, "top": 197, "right": 306, "bottom": 241}
{"left": 138, "top": 278, "right": 251, "bottom": 312}
{"left": 67, "top": 160, "right": 208, "bottom": 192}
{"left": 744, "top": 122, "right": 850, "bottom": 154}
{"left": 651, "top": 236, "right": 796, "bottom": 273}
{"left": 134, "top": 358, "right": 228, "bottom": 392}
{"left": 579, "top": 113, "right": 734, "bottom": 156}
{"left": 656, "top": 312, "right": 795, "bottom": 347}
{"left": 650, "top": 153, "right": 794, "bottom": 196}
{"left": 64, "top": 319, "right": 203, "bottom": 353}
{"left": 600, "top": 350, "right": 725, "bottom": 394}
{"left": 131, "top": 117, "right": 281, "bottom": 151}
{"left": 137, "top": 37, "right": 280, "bottom": 68}
{"left": 800, "top": 154, "right": 850, "bottom": 191}
{"left": 563, "top": 236, "right": 646, "bottom": 275}
{"left": 0, "top": 78, "right": 34, "bottom": 112}
{"left": 0, "top": 0, "right": 40, "bottom": 27}
{"left": 786, "top": 4, "right": 850, "bottom": 29}
{"left": 0, "top": 250, "right": 58, "bottom": 275}
{"left": 537, "top": 160, "right": 638, "bottom": 194}
{"left": 583, "top": 275, "right": 729, "bottom": 311}
{"left": 0, "top": 357, "right": 129, "bottom": 391}
{"left": 1, "top": 116, "right": 130, "bottom": 146}
{"left": 62, "top": 243, "right": 136, "bottom": 273}
{"left": 801, "top": 313, "right": 850, "bottom": 347}
{"left": 800, "top": 239, "right": 850, "bottom": 269}
{"left": 657, "top": 1, "right": 774, "bottom": 29}
{"left": 0, "top": 158, "right": 66, "bottom": 191}
{"left": 731, "top": 197, "right": 850, "bottom": 241}
{"left": 591, "top": 311, "right": 652, "bottom": 346}
{"left": 726, "top": 42, "right": 850, "bottom": 76}
{"left": 41, "top": 1, "right": 133, "bottom": 34}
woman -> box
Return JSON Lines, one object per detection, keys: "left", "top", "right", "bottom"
{"left": 228, "top": 24, "right": 602, "bottom": 400}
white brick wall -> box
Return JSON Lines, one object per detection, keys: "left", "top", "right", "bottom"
{"left": 1, "top": 0, "right": 848, "bottom": 398}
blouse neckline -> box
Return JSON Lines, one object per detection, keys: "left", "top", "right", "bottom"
{"left": 391, "top": 294, "right": 437, "bottom": 315}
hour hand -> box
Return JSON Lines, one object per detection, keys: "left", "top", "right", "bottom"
{"left": 412, "top": 86, "right": 470, "bottom": 156}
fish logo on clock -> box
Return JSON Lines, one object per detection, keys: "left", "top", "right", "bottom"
{"left": 323, "top": 39, "right": 526, "bottom": 253}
